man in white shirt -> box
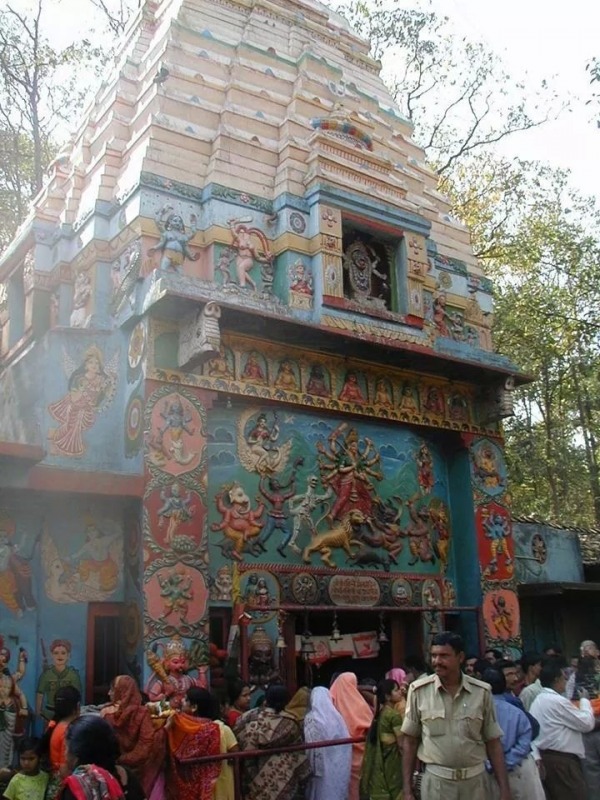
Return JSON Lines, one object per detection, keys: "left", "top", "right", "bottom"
{"left": 530, "top": 659, "right": 595, "bottom": 800}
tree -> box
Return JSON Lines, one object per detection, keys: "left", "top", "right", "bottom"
{"left": 334, "top": 0, "right": 563, "bottom": 175}
{"left": 487, "top": 170, "right": 600, "bottom": 526}
{"left": 0, "top": 0, "right": 103, "bottom": 250}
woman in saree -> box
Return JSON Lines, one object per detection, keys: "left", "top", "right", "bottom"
{"left": 101, "top": 676, "right": 165, "bottom": 798}
{"left": 41, "top": 686, "right": 80, "bottom": 800}
{"left": 285, "top": 687, "right": 310, "bottom": 724}
{"left": 304, "top": 686, "right": 351, "bottom": 800}
{"left": 165, "top": 688, "right": 223, "bottom": 800}
{"left": 385, "top": 668, "right": 408, "bottom": 717}
{"left": 359, "top": 679, "right": 403, "bottom": 800}
{"left": 60, "top": 715, "right": 144, "bottom": 800}
{"left": 329, "top": 673, "right": 372, "bottom": 800}
{"left": 235, "top": 685, "right": 310, "bottom": 800}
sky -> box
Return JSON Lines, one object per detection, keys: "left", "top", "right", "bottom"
{"left": 13, "top": 0, "right": 600, "bottom": 199}
{"left": 417, "top": 0, "right": 600, "bottom": 197}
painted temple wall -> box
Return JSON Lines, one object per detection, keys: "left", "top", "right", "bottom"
{"left": 0, "top": 493, "right": 142, "bottom": 713}
{"left": 513, "top": 521, "right": 585, "bottom": 584}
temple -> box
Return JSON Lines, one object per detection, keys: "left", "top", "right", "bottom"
{"left": 0, "top": 0, "right": 525, "bottom": 715}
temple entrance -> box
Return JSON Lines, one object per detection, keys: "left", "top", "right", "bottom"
{"left": 289, "top": 609, "right": 423, "bottom": 688}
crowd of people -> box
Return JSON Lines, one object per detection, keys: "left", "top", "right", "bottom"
{"left": 0, "top": 633, "right": 599, "bottom": 800}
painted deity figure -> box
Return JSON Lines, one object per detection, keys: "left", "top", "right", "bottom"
{"left": 70, "top": 270, "right": 92, "bottom": 327}
{"left": 149, "top": 205, "right": 199, "bottom": 271}
{"left": 241, "top": 352, "right": 266, "bottom": 383}
{"left": 0, "top": 525, "right": 36, "bottom": 616}
{"left": 146, "top": 637, "right": 205, "bottom": 709}
{"left": 48, "top": 346, "right": 116, "bottom": 457}
{"left": 491, "top": 594, "right": 513, "bottom": 639}
{"left": 342, "top": 239, "right": 388, "bottom": 305}
{"left": 431, "top": 504, "right": 451, "bottom": 575}
{"left": 482, "top": 510, "right": 512, "bottom": 575}
{"left": 274, "top": 360, "right": 299, "bottom": 391}
{"left": 306, "top": 365, "right": 330, "bottom": 398}
{"left": 399, "top": 383, "right": 419, "bottom": 414}
{"left": 158, "top": 567, "right": 193, "bottom": 622}
{"left": 156, "top": 396, "right": 196, "bottom": 466}
{"left": 338, "top": 371, "right": 366, "bottom": 403}
{"left": 256, "top": 461, "right": 301, "bottom": 557}
{"left": 228, "top": 218, "right": 274, "bottom": 291}
{"left": 0, "top": 643, "right": 28, "bottom": 769}
{"left": 406, "top": 501, "right": 435, "bottom": 566}
{"left": 423, "top": 386, "right": 445, "bottom": 417}
{"left": 245, "top": 575, "right": 271, "bottom": 609}
{"left": 374, "top": 379, "right": 393, "bottom": 408}
{"left": 36, "top": 639, "right": 82, "bottom": 723}
{"left": 211, "top": 483, "right": 265, "bottom": 561}
{"left": 157, "top": 483, "right": 195, "bottom": 544}
{"left": 246, "top": 412, "right": 282, "bottom": 473}
{"left": 367, "top": 497, "right": 405, "bottom": 561}
{"left": 289, "top": 260, "right": 313, "bottom": 295}
{"left": 473, "top": 444, "right": 504, "bottom": 490}
{"left": 317, "top": 424, "right": 382, "bottom": 523}
{"left": 69, "top": 519, "right": 120, "bottom": 594}
{"left": 288, "top": 475, "right": 333, "bottom": 555}
{"left": 206, "top": 345, "right": 233, "bottom": 378}
{"left": 432, "top": 292, "right": 450, "bottom": 336}
{"left": 416, "top": 443, "right": 434, "bottom": 495}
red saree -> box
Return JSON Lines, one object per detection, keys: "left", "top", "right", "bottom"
{"left": 166, "top": 713, "right": 221, "bottom": 800}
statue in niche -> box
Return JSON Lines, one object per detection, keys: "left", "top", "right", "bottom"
{"left": 149, "top": 205, "right": 199, "bottom": 271}
{"left": 206, "top": 345, "right": 233, "bottom": 379}
{"left": 248, "top": 626, "right": 280, "bottom": 687}
{"left": 70, "top": 270, "right": 92, "bottom": 327}
{"left": 338, "top": 371, "right": 366, "bottom": 403}
{"left": 0, "top": 641, "right": 28, "bottom": 769}
{"left": 227, "top": 218, "right": 274, "bottom": 292}
{"left": 342, "top": 238, "right": 388, "bottom": 309}
{"left": 405, "top": 501, "right": 435, "bottom": 566}
{"left": 374, "top": 378, "right": 393, "bottom": 407}
{"left": 306, "top": 364, "right": 330, "bottom": 398}
{"left": 274, "top": 359, "right": 299, "bottom": 391}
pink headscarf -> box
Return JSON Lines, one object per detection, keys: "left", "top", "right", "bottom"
{"left": 386, "top": 668, "right": 407, "bottom": 685}
{"left": 329, "top": 672, "right": 373, "bottom": 737}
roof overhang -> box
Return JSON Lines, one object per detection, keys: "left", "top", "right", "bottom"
{"left": 518, "top": 582, "right": 600, "bottom": 597}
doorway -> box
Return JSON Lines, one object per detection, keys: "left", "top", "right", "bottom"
{"left": 86, "top": 603, "right": 123, "bottom": 704}
{"left": 290, "top": 609, "right": 421, "bottom": 688}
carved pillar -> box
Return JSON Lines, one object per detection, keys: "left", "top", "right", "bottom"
{"left": 463, "top": 433, "right": 521, "bottom": 654}
{"left": 141, "top": 382, "right": 214, "bottom": 699}
{"left": 318, "top": 205, "right": 344, "bottom": 299}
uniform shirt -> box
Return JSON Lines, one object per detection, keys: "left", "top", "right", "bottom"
{"left": 4, "top": 772, "right": 49, "bottom": 800}
{"left": 401, "top": 673, "right": 502, "bottom": 768}
{"left": 529, "top": 688, "right": 594, "bottom": 758}
{"left": 519, "top": 679, "right": 543, "bottom": 711}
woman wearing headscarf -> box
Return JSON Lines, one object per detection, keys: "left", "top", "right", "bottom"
{"left": 60, "top": 715, "right": 144, "bottom": 800}
{"left": 285, "top": 687, "right": 310, "bottom": 724}
{"left": 101, "top": 676, "right": 165, "bottom": 798}
{"left": 165, "top": 687, "right": 224, "bottom": 800}
{"left": 235, "top": 685, "right": 310, "bottom": 800}
{"left": 385, "top": 668, "right": 408, "bottom": 717}
{"left": 329, "top": 673, "right": 373, "bottom": 800}
{"left": 359, "top": 678, "right": 404, "bottom": 800}
{"left": 304, "top": 686, "right": 351, "bottom": 800}
{"left": 40, "top": 686, "right": 80, "bottom": 800}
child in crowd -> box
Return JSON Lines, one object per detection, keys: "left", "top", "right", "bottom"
{"left": 2, "top": 738, "right": 48, "bottom": 800}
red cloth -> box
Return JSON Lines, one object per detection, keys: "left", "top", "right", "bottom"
{"left": 102, "top": 676, "right": 165, "bottom": 795}
{"left": 166, "top": 713, "right": 221, "bottom": 800}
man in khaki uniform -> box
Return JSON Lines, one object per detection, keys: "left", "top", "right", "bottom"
{"left": 402, "top": 631, "right": 512, "bottom": 800}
